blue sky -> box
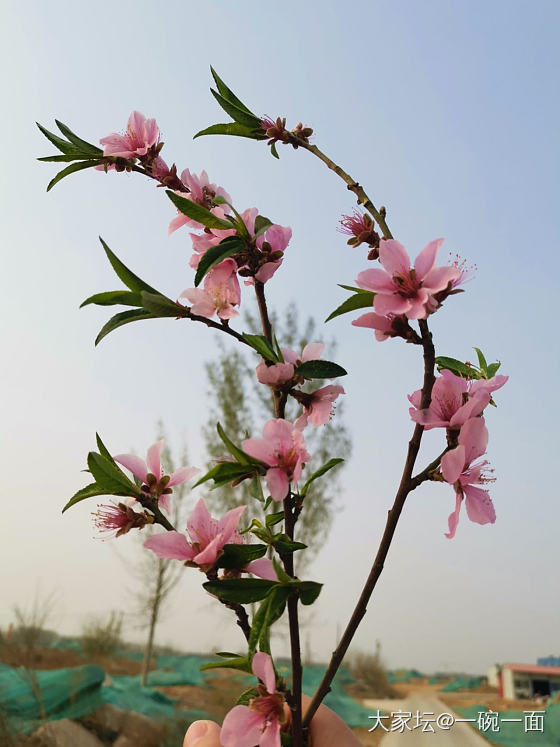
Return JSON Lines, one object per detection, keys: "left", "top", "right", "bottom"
{"left": 1, "top": 0, "right": 559, "bottom": 673}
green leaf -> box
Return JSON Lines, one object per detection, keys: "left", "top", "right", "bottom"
{"left": 300, "top": 458, "right": 344, "bottom": 497}
{"left": 36, "top": 122, "right": 83, "bottom": 155}
{"left": 62, "top": 483, "right": 110, "bottom": 514}
{"left": 166, "top": 190, "right": 233, "bottom": 230}
{"left": 338, "top": 284, "right": 372, "bottom": 293}
{"left": 294, "top": 360, "right": 347, "bottom": 379}
{"left": 95, "top": 309, "right": 157, "bottom": 346}
{"left": 99, "top": 238, "right": 160, "bottom": 294}
{"left": 80, "top": 290, "right": 143, "bottom": 308}
{"left": 95, "top": 433, "right": 113, "bottom": 462}
{"left": 47, "top": 160, "right": 104, "bottom": 191}
{"left": 55, "top": 120, "right": 103, "bottom": 155}
{"left": 210, "top": 88, "right": 262, "bottom": 129}
{"left": 216, "top": 423, "right": 264, "bottom": 467}
{"left": 193, "top": 236, "right": 245, "bottom": 287}
{"left": 215, "top": 651, "right": 243, "bottom": 658}
{"left": 486, "top": 361, "right": 501, "bottom": 378}
{"left": 140, "top": 292, "right": 185, "bottom": 317}
{"left": 248, "top": 587, "right": 290, "bottom": 655}
{"left": 435, "top": 356, "right": 480, "bottom": 379}
{"left": 87, "top": 453, "right": 139, "bottom": 496}
{"left": 236, "top": 688, "right": 260, "bottom": 706}
{"left": 254, "top": 215, "right": 273, "bottom": 237}
{"left": 272, "top": 534, "right": 307, "bottom": 554}
{"left": 272, "top": 558, "right": 292, "bottom": 584}
{"left": 242, "top": 334, "right": 279, "bottom": 363}
{"left": 194, "top": 122, "right": 265, "bottom": 140}
{"left": 194, "top": 461, "right": 259, "bottom": 489}
{"left": 473, "top": 347, "right": 488, "bottom": 373}
{"left": 270, "top": 142, "right": 280, "bottom": 159}
{"left": 293, "top": 580, "right": 323, "bottom": 606}
{"left": 210, "top": 67, "right": 255, "bottom": 115}
{"left": 202, "top": 578, "right": 276, "bottom": 604}
{"left": 325, "top": 291, "right": 375, "bottom": 322}
{"left": 38, "top": 154, "right": 94, "bottom": 163}
{"left": 217, "top": 543, "right": 268, "bottom": 570}
{"left": 200, "top": 656, "right": 252, "bottom": 673}
{"left": 265, "top": 511, "right": 284, "bottom": 528}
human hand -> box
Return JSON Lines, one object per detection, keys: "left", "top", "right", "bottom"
{"left": 183, "top": 695, "right": 362, "bottom": 746}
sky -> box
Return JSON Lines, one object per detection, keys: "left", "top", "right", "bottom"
{"left": 1, "top": 0, "right": 559, "bottom": 675}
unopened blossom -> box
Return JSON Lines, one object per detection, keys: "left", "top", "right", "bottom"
{"left": 100, "top": 111, "right": 160, "bottom": 159}
{"left": 93, "top": 502, "right": 151, "bottom": 538}
{"left": 243, "top": 419, "right": 310, "bottom": 501}
{"left": 221, "top": 652, "right": 285, "bottom": 747}
{"left": 168, "top": 169, "right": 231, "bottom": 234}
{"left": 144, "top": 498, "right": 245, "bottom": 568}
{"left": 114, "top": 439, "right": 199, "bottom": 513}
{"left": 254, "top": 223, "right": 292, "bottom": 283}
{"left": 408, "top": 370, "right": 491, "bottom": 430}
{"left": 180, "top": 258, "right": 241, "bottom": 320}
{"left": 295, "top": 385, "right": 345, "bottom": 428}
{"left": 440, "top": 417, "right": 496, "bottom": 539}
{"left": 150, "top": 156, "right": 170, "bottom": 181}
{"left": 356, "top": 238, "right": 460, "bottom": 320}
{"left": 255, "top": 342, "right": 324, "bottom": 388}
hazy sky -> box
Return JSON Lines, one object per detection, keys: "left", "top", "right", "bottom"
{"left": 2, "top": 0, "right": 559, "bottom": 675}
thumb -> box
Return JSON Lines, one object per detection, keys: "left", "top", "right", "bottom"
{"left": 183, "top": 719, "right": 222, "bottom": 747}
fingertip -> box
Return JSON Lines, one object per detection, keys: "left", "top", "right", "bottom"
{"left": 183, "top": 719, "right": 222, "bottom": 746}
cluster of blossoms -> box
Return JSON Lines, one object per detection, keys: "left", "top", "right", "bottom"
{"left": 409, "top": 367, "right": 507, "bottom": 538}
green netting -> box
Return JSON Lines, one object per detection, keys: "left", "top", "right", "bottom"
{"left": 108, "top": 653, "right": 211, "bottom": 688}
{"left": 0, "top": 663, "right": 105, "bottom": 735}
{"left": 441, "top": 675, "right": 483, "bottom": 691}
{"left": 386, "top": 668, "right": 424, "bottom": 683}
{"left": 456, "top": 704, "right": 560, "bottom": 746}
{"left": 101, "top": 679, "right": 211, "bottom": 724}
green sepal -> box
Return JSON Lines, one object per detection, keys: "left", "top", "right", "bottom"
{"left": 166, "top": 190, "right": 234, "bottom": 230}
{"left": 242, "top": 334, "right": 279, "bottom": 362}
{"left": 300, "top": 458, "right": 344, "bottom": 497}
{"left": 325, "top": 291, "right": 375, "bottom": 322}
{"left": 194, "top": 236, "right": 245, "bottom": 287}
{"left": 202, "top": 578, "right": 277, "bottom": 604}
{"left": 294, "top": 360, "right": 347, "bottom": 379}
{"left": 270, "top": 143, "right": 280, "bottom": 159}
{"left": 217, "top": 543, "right": 268, "bottom": 570}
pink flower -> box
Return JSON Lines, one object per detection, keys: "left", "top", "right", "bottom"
{"left": 408, "top": 370, "right": 491, "bottom": 430}
{"left": 221, "top": 653, "right": 285, "bottom": 747}
{"left": 100, "top": 111, "right": 160, "bottom": 159}
{"left": 352, "top": 312, "right": 397, "bottom": 342}
{"left": 254, "top": 223, "right": 292, "bottom": 283}
{"left": 255, "top": 342, "right": 324, "bottom": 388}
{"left": 179, "top": 258, "right": 241, "bottom": 320}
{"left": 93, "top": 502, "right": 150, "bottom": 538}
{"left": 114, "top": 439, "right": 199, "bottom": 513}
{"left": 440, "top": 418, "right": 496, "bottom": 539}
{"left": 356, "top": 238, "right": 460, "bottom": 320}
{"left": 295, "top": 385, "right": 345, "bottom": 428}
{"left": 243, "top": 420, "right": 310, "bottom": 501}
{"left": 338, "top": 209, "right": 378, "bottom": 250}
{"left": 144, "top": 498, "right": 246, "bottom": 568}
{"left": 150, "top": 156, "right": 170, "bottom": 181}
{"left": 168, "top": 169, "right": 232, "bottom": 234}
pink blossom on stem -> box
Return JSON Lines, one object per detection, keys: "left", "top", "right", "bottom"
{"left": 179, "top": 258, "right": 241, "bottom": 320}
{"left": 114, "top": 439, "right": 199, "bottom": 513}
{"left": 100, "top": 111, "right": 160, "bottom": 159}
{"left": 93, "top": 502, "right": 150, "bottom": 538}
{"left": 352, "top": 312, "right": 397, "bottom": 342}
{"left": 242, "top": 420, "right": 310, "bottom": 501}
{"left": 144, "top": 498, "right": 245, "bottom": 568}
{"left": 356, "top": 238, "right": 460, "bottom": 320}
{"left": 221, "top": 652, "right": 285, "bottom": 747}
{"left": 408, "top": 370, "right": 491, "bottom": 430}
{"left": 150, "top": 156, "right": 170, "bottom": 181}
{"left": 168, "top": 169, "right": 231, "bottom": 234}
{"left": 440, "top": 417, "right": 496, "bottom": 539}
{"left": 295, "top": 385, "right": 345, "bottom": 428}
{"left": 255, "top": 342, "right": 324, "bottom": 388}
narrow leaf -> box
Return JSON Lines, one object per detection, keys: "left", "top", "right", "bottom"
{"left": 338, "top": 284, "right": 373, "bottom": 294}
{"left": 62, "top": 483, "right": 109, "bottom": 514}
{"left": 216, "top": 423, "right": 261, "bottom": 466}
{"left": 194, "top": 462, "right": 258, "bottom": 489}
{"left": 166, "top": 190, "right": 233, "bottom": 230}
{"left": 486, "top": 362, "right": 501, "bottom": 378}
{"left": 202, "top": 578, "right": 276, "bottom": 604}
{"left": 210, "top": 89, "right": 262, "bottom": 129}
{"left": 99, "top": 238, "right": 159, "bottom": 294}
{"left": 254, "top": 215, "right": 273, "bottom": 237}
{"left": 272, "top": 534, "right": 307, "bottom": 554}
{"left": 293, "top": 580, "right": 323, "bottom": 606}
{"left": 95, "top": 309, "right": 157, "bottom": 346}
{"left": 474, "top": 347, "right": 488, "bottom": 373}
{"left": 80, "top": 290, "right": 142, "bottom": 308}
{"left": 300, "top": 458, "right": 344, "bottom": 497}
{"left": 241, "top": 334, "right": 279, "bottom": 363}
{"left": 294, "top": 360, "right": 347, "bottom": 379}
{"left": 265, "top": 511, "right": 284, "bottom": 528}
{"left": 325, "top": 291, "right": 375, "bottom": 322}
{"left": 47, "top": 160, "right": 104, "bottom": 191}
{"left": 194, "top": 122, "right": 265, "bottom": 140}
{"left": 217, "top": 543, "right": 268, "bottom": 570}
{"left": 270, "top": 143, "right": 280, "bottom": 159}
{"left": 210, "top": 67, "right": 255, "bottom": 114}
{"left": 87, "top": 453, "right": 138, "bottom": 495}
{"left": 200, "top": 657, "right": 252, "bottom": 673}
{"left": 38, "top": 154, "right": 94, "bottom": 163}
{"left": 140, "top": 292, "right": 185, "bottom": 317}
{"left": 55, "top": 120, "right": 103, "bottom": 155}
{"left": 194, "top": 236, "right": 245, "bottom": 287}
{"left": 36, "top": 122, "right": 81, "bottom": 154}
{"left": 435, "top": 356, "right": 480, "bottom": 379}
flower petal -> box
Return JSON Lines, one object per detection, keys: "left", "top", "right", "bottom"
{"left": 414, "top": 238, "right": 444, "bottom": 279}
{"left": 144, "top": 531, "right": 195, "bottom": 560}
{"left": 147, "top": 439, "right": 164, "bottom": 477}
{"left": 221, "top": 706, "right": 264, "bottom": 747}
{"left": 252, "top": 652, "right": 276, "bottom": 694}
{"left": 445, "top": 492, "right": 463, "bottom": 539}
{"left": 441, "top": 445, "right": 466, "bottom": 484}
{"left": 301, "top": 342, "right": 324, "bottom": 362}
{"left": 356, "top": 268, "right": 394, "bottom": 293}
{"left": 379, "top": 239, "right": 411, "bottom": 276}
{"left": 113, "top": 454, "right": 148, "bottom": 482}
{"left": 167, "top": 466, "right": 200, "bottom": 487}
{"left": 266, "top": 468, "right": 289, "bottom": 501}
{"left": 245, "top": 558, "right": 277, "bottom": 581}
{"left": 464, "top": 485, "right": 496, "bottom": 526}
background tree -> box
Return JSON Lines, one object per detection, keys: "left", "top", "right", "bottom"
{"left": 202, "top": 302, "right": 352, "bottom": 569}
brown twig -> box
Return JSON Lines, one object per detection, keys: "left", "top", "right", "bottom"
{"left": 302, "top": 319, "right": 436, "bottom": 731}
